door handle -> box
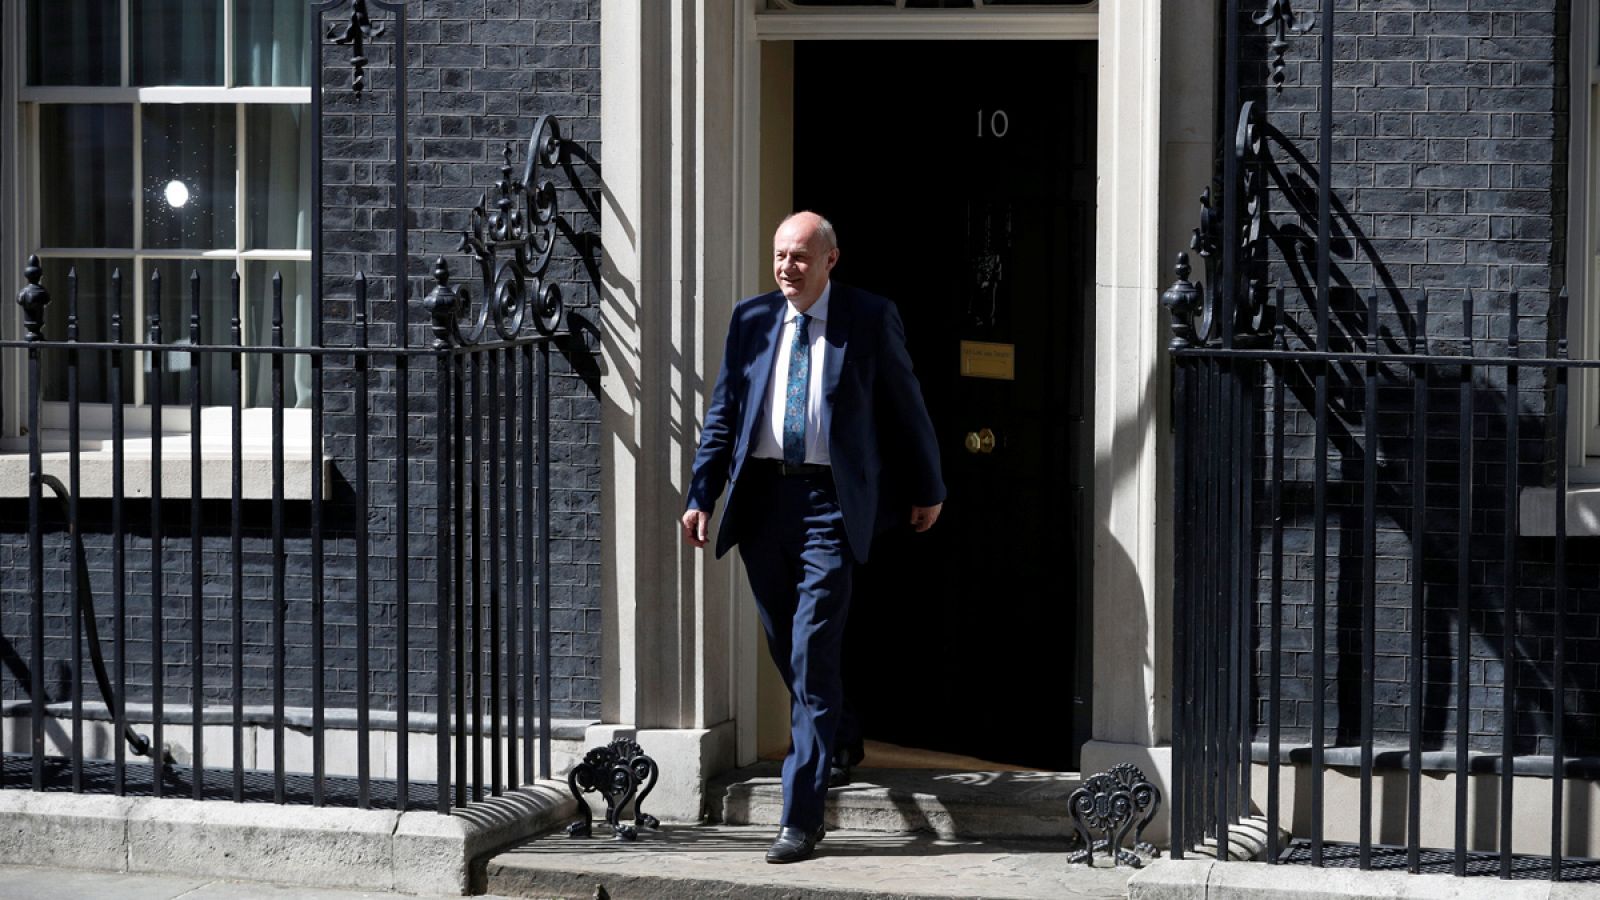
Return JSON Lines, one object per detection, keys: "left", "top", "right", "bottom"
{"left": 964, "top": 428, "right": 997, "bottom": 455}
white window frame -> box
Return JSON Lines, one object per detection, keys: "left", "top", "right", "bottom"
{"left": 1, "top": 0, "right": 318, "bottom": 497}
{"left": 1565, "top": 0, "right": 1600, "bottom": 466}
{"left": 1573, "top": 0, "right": 1599, "bottom": 461}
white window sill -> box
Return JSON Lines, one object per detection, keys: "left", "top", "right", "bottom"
{"left": 1518, "top": 463, "right": 1600, "bottom": 536}
{"left": 0, "top": 410, "right": 323, "bottom": 500}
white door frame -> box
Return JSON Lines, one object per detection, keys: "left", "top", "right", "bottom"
{"left": 597, "top": 0, "right": 1167, "bottom": 773}
{"left": 728, "top": 1, "right": 1173, "bottom": 768}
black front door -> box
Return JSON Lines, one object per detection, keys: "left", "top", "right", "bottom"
{"left": 794, "top": 40, "right": 1096, "bottom": 771}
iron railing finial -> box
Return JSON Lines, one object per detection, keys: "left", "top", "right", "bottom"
{"left": 1163, "top": 252, "right": 1201, "bottom": 350}
{"left": 17, "top": 255, "right": 49, "bottom": 342}
{"left": 425, "top": 257, "right": 461, "bottom": 349}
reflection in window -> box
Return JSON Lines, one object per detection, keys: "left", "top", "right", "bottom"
{"left": 145, "top": 260, "right": 235, "bottom": 407}
{"left": 142, "top": 105, "right": 237, "bottom": 250}
{"left": 26, "top": 0, "right": 120, "bottom": 86}
{"left": 40, "top": 258, "right": 136, "bottom": 404}
{"left": 235, "top": 2, "right": 312, "bottom": 87}
{"left": 246, "top": 107, "right": 312, "bottom": 250}
{"left": 38, "top": 106, "right": 134, "bottom": 248}
{"left": 130, "top": 0, "right": 224, "bottom": 86}
{"left": 246, "top": 262, "right": 313, "bottom": 410}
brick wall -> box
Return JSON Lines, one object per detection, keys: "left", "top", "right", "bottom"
{"left": 1237, "top": 0, "right": 1582, "bottom": 754}
{"left": 0, "top": 0, "right": 603, "bottom": 727}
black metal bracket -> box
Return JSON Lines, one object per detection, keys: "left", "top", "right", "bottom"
{"left": 1253, "top": 0, "right": 1315, "bottom": 93}
{"left": 1067, "top": 763, "right": 1163, "bottom": 869}
{"left": 566, "top": 738, "right": 660, "bottom": 841}
{"left": 328, "top": 0, "right": 386, "bottom": 95}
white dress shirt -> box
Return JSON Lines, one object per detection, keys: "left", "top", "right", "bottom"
{"left": 752, "top": 282, "right": 833, "bottom": 466}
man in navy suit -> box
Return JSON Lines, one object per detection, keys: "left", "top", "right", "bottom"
{"left": 681, "top": 212, "right": 945, "bottom": 863}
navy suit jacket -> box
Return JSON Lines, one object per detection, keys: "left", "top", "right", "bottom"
{"left": 686, "top": 282, "right": 945, "bottom": 563}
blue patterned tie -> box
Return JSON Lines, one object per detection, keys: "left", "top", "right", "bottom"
{"left": 782, "top": 313, "right": 811, "bottom": 466}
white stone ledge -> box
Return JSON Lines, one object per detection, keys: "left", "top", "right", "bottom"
{"left": 0, "top": 448, "right": 325, "bottom": 500}
{"left": 1518, "top": 484, "right": 1600, "bottom": 537}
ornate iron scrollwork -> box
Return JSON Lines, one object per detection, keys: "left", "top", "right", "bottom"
{"left": 1175, "top": 99, "right": 1271, "bottom": 346}
{"left": 429, "top": 116, "right": 565, "bottom": 348}
{"left": 328, "top": 0, "right": 386, "bottom": 95}
{"left": 1188, "top": 186, "right": 1221, "bottom": 343}
{"left": 1066, "top": 763, "right": 1162, "bottom": 869}
{"left": 1236, "top": 100, "right": 1269, "bottom": 337}
{"left": 566, "top": 738, "right": 661, "bottom": 842}
{"left": 1253, "top": 0, "right": 1314, "bottom": 94}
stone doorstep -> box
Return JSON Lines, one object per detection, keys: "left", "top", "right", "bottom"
{"left": 0, "top": 782, "right": 575, "bottom": 896}
{"left": 484, "top": 824, "right": 1137, "bottom": 900}
{"left": 1128, "top": 859, "right": 1598, "bottom": 900}
{"left": 708, "top": 762, "right": 1087, "bottom": 840}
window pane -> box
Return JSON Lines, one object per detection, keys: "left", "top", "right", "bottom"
{"left": 145, "top": 259, "right": 234, "bottom": 407}
{"left": 39, "top": 105, "right": 135, "bottom": 248}
{"left": 143, "top": 104, "right": 237, "bottom": 250}
{"left": 235, "top": 2, "right": 311, "bottom": 87}
{"left": 27, "top": 0, "right": 121, "bottom": 86}
{"left": 245, "top": 262, "right": 312, "bottom": 410}
{"left": 130, "top": 0, "right": 223, "bottom": 86}
{"left": 245, "top": 106, "right": 312, "bottom": 250}
{"left": 39, "top": 258, "right": 137, "bottom": 404}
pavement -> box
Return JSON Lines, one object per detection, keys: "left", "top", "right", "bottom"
{"left": 0, "top": 866, "right": 523, "bottom": 900}
{"left": 0, "top": 828, "right": 1138, "bottom": 900}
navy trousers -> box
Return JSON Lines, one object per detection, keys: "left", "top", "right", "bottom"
{"left": 737, "top": 466, "right": 853, "bottom": 833}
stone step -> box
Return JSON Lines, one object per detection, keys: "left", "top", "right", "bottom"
{"left": 482, "top": 824, "right": 1134, "bottom": 900}
{"left": 708, "top": 762, "right": 1085, "bottom": 841}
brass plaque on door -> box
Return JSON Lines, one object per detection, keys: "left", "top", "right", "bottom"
{"left": 960, "top": 341, "right": 1016, "bottom": 381}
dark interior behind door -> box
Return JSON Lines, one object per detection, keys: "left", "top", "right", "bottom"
{"left": 794, "top": 40, "right": 1096, "bottom": 771}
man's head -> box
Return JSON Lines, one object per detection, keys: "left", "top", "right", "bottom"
{"left": 772, "top": 211, "right": 840, "bottom": 310}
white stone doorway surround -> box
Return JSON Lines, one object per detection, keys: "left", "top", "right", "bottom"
{"left": 596, "top": 0, "right": 1212, "bottom": 837}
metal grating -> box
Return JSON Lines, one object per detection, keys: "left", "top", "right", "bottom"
{"left": 0, "top": 753, "right": 441, "bottom": 811}
{"left": 1279, "top": 840, "right": 1600, "bottom": 883}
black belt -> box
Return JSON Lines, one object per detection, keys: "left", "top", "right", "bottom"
{"left": 750, "top": 457, "right": 831, "bottom": 477}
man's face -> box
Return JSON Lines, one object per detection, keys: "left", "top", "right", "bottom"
{"left": 772, "top": 215, "right": 839, "bottom": 309}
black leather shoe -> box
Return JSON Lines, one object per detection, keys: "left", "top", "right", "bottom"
{"left": 827, "top": 763, "right": 851, "bottom": 787}
{"left": 766, "top": 825, "right": 825, "bottom": 864}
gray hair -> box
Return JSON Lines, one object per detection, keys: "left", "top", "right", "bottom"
{"left": 780, "top": 211, "right": 838, "bottom": 252}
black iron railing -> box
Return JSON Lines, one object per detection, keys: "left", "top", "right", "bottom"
{"left": 1168, "top": 0, "right": 1596, "bottom": 880}
{"left": 0, "top": 0, "right": 579, "bottom": 815}
{"left": 1165, "top": 268, "right": 1600, "bottom": 879}
{"left": 4, "top": 238, "right": 563, "bottom": 813}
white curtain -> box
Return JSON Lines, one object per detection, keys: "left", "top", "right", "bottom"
{"left": 236, "top": 1, "right": 311, "bottom": 87}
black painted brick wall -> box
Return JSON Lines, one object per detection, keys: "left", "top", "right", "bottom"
{"left": 1236, "top": 0, "right": 1585, "bottom": 754}
{"left": 0, "top": 0, "right": 603, "bottom": 725}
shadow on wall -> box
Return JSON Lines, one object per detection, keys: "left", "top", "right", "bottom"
{"left": 1232, "top": 115, "right": 1583, "bottom": 757}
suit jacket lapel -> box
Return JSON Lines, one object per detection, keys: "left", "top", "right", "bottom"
{"left": 743, "top": 293, "right": 786, "bottom": 450}
{"left": 821, "top": 284, "right": 850, "bottom": 406}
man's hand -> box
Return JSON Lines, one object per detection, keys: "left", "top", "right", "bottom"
{"left": 910, "top": 503, "right": 942, "bottom": 533}
{"left": 682, "top": 508, "right": 710, "bottom": 548}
